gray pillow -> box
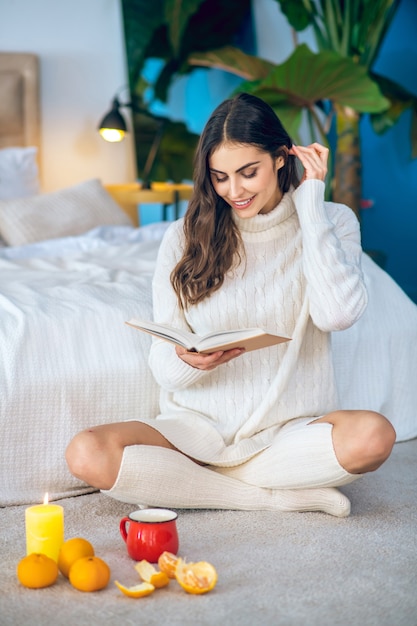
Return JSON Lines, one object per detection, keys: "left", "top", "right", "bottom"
{"left": 0, "top": 178, "right": 133, "bottom": 246}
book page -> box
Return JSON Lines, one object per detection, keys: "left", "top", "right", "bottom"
{"left": 126, "top": 319, "right": 196, "bottom": 349}
{"left": 126, "top": 319, "right": 291, "bottom": 353}
{"left": 197, "top": 329, "right": 290, "bottom": 353}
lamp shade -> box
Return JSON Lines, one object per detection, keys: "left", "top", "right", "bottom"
{"left": 98, "top": 98, "right": 127, "bottom": 142}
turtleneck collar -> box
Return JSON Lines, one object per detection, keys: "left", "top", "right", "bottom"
{"left": 232, "top": 188, "right": 295, "bottom": 235}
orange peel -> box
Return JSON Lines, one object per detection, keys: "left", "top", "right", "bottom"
{"left": 114, "top": 580, "right": 155, "bottom": 598}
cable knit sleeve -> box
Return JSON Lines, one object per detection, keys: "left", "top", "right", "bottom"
{"left": 148, "top": 220, "right": 208, "bottom": 392}
{"left": 292, "top": 179, "right": 368, "bottom": 332}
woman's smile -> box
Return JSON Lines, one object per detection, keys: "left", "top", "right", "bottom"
{"left": 231, "top": 195, "right": 256, "bottom": 210}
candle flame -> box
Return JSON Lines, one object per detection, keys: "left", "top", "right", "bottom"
{"left": 43, "top": 492, "right": 49, "bottom": 505}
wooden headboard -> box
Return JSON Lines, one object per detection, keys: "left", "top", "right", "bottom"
{"left": 0, "top": 53, "right": 40, "bottom": 152}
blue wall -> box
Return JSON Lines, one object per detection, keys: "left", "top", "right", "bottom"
{"left": 361, "top": 0, "right": 417, "bottom": 302}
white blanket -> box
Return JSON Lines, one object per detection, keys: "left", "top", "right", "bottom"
{"left": 0, "top": 225, "right": 416, "bottom": 506}
{"left": 0, "top": 225, "right": 166, "bottom": 506}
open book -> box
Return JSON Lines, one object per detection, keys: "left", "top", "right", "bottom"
{"left": 126, "top": 318, "right": 291, "bottom": 354}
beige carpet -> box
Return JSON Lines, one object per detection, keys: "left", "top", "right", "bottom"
{"left": 1, "top": 439, "right": 416, "bottom": 626}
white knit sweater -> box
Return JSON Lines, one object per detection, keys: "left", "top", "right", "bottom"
{"left": 147, "top": 180, "right": 367, "bottom": 466}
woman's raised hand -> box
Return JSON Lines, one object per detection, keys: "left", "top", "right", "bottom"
{"left": 289, "top": 143, "right": 328, "bottom": 184}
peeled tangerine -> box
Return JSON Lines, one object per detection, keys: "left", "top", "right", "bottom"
{"left": 134, "top": 560, "right": 170, "bottom": 588}
{"left": 174, "top": 558, "right": 218, "bottom": 595}
{"left": 158, "top": 551, "right": 180, "bottom": 579}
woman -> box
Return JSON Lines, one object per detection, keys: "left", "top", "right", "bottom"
{"left": 66, "top": 93, "right": 395, "bottom": 517}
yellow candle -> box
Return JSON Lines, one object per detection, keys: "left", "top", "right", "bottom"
{"left": 25, "top": 495, "right": 64, "bottom": 562}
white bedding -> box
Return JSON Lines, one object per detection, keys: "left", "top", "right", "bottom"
{"left": 1, "top": 224, "right": 416, "bottom": 506}
{"left": 333, "top": 253, "right": 417, "bottom": 442}
{"left": 0, "top": 224, "right": 168, "bottom": 506}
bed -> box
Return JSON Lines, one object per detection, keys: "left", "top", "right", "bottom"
{"left": 1, "top": 52, "right": 416, "bottom": 508}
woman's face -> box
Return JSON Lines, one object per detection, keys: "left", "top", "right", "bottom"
{"left": 208, "top": 142, "right": 284, "bottom": 217}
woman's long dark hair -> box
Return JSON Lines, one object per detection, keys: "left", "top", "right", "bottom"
{"left": 171, "top": 92, "right": 299, "bottom": 309}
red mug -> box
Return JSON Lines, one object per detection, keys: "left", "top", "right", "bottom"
{"left": 119, "top": 508, "right": 179, "bottom": 563}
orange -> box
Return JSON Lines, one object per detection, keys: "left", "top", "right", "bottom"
{"left": 134, "top": 560, "right": 170, "bottom": 588}
{"left": 58, "top": 537, "right": 95, "bottom": 578}
{"left": 69, "top": 555, "right": 110, "bottom": 592}
{"left": 114, "top": 580, "right": 155, "bottom": 598}
{"left": 17, "top": 553, "right": 59, "bottom": 589}
{"left": 175, "top": 558, "right": 218, "bottom": 595}
{"left": 157, "top": 551, "right": 179, "bottom": 579}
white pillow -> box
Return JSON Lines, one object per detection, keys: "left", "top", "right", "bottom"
{"left": 0, "top": 178, "right": 133, "bottom": 246}
{"left": 0, "top": 146, "right": 40, "bottom": 200}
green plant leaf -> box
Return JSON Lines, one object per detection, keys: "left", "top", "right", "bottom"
{"left": 121, "top": 0, "right": 166, "bottom": 85}
{"left": 191, "top": 44, "right": 390, "bottom": 114}
{"left": 353, "top": 0, "right": 399, "bottom": 68}
{"left": 274, "top": 0, "right": 400, "bottom": 67}
{"left": 370, "top": 100, "right": 411, "bottom": 134}
{"left": 369, "top": 72, "right": 417, "bottom": 154}
{"left": 156, "top": 121, "right": 199, "bottom": 182}
{"left": 154, "top": 59, "right": 180, "bottom": 102}
{"left": 188, "top": 46, "right": 273, "bottom": 80}
{"left": 371, "top": 72, "right": 417, "bottom": 104}
{"left": 253, "top": 45, "right": 390, "bottom": 113}
{"left": 370, "top": 101, "right": 417, "bottom": 159}
{"left": 272, "top": 0, "right": 314, "bottom": 32}
{"left": 181, "top": 0, "right": 252, "bottom": 54}
{"left": 165, "top": 0, "right": 206, "bottom": 56}
{"left": 132, "top": 112, "right": 199, "bottom": 182}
